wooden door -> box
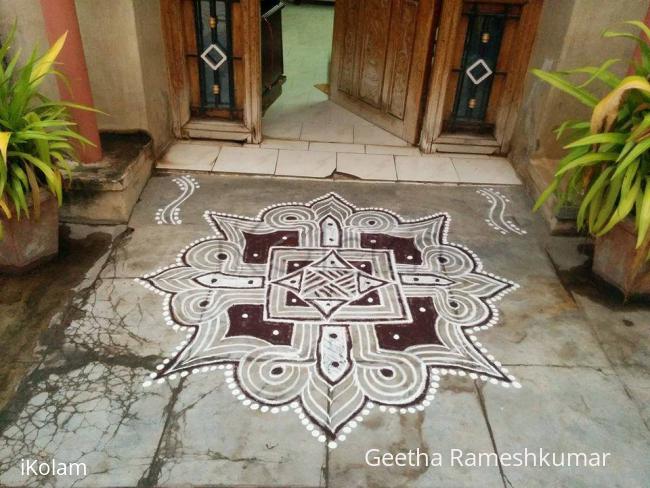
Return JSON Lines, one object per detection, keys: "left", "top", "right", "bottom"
{"left": 442, "top": 1, "right": 525, "bottom": 134}
{"left": 180, "top": 0, "right": 245, "bottom": 120}
{"left": 329, "top": 0, "right": 438, "bottom": 144}
{"left": 419, "top": 0, "right": 543, "bottom": 153}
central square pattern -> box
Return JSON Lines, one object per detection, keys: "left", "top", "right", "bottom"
{"left": 265, "top": 247, "right": 410, "bottom": 323}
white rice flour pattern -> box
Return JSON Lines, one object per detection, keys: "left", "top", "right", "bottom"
{"left": 137, "top": 193, "right": 520, "bottom": 448}
{"left": 155, "top": 175, "right": 200, "bottom": 225}
{"left": 477, "top": 187, "right": 527, "bottom": 235}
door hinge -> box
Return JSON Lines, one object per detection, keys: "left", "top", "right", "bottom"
{"left": 431, "top": 26, "right": 440, "bottom": 62}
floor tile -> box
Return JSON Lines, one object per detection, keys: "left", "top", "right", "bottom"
{"left": 396, "top": 155, "right": 459, "bottom": 183}
{"left": 452, "top": 157, "right": 522, "bottom": 185}
{"left": 615, "top": 366, "right": 650, "bottom": 428}
{"left": 353, "top": 124, "right": 409, "bottom": 146}
{"left": 573, "top": 294, "right": 650, "bottom": 368}
{"left": 261, "top": 138, "right": 310, "bottom": 151}
{"left": 322, "top": 103, "right": 372, "bottom": 126}
{"left": 0, "top": 363, "right": 172, "bottom": 488}
{"left": 100, "top": 224, "right": 206, "bottom": 279}
{"left": 309, "top": 142, "right": 365, "bottom": 153}
{"left": 484, "top": 366, "right": 650, "bottom": 487}
{"left": 328, "top": 381, "right": 503, "bottom": 488}
{"left": 366, "top": 144, "right": 421, "bottom": 156}
{"left": 275, "top": 149, "right": 336, "bottom": 178}
{"left": 64, "top": 278, "right": 184, "bottom": 358}
{"left": 155, "top": 375, "right": 327, "bottom": 487}
{"left": 262, "top": 119, "right": 303, "bottom": 140}
{"left": 336, "top": 153, "right": 397, "bottom": 181}
{"left": 157, "top": 142, "right": 220, "bottom": 171}
{"left": 301, "top": 121, "right": 354, "bottom": 143}
{"left": 213, "top": 146, "right": 278, "bottom": 175}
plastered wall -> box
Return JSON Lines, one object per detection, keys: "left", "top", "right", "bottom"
{"left": 509, "top": 0, "right": 648, "bottom": 168}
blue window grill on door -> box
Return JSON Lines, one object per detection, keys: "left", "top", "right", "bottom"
{"left": 448, "top": 2, "right": 519, "bottom": 133}
{"left": 194, "top": 0, "right": 236, "bottom": 113}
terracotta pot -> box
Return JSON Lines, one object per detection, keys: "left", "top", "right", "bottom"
{"left": 592, "top": 218, "right": 650, "bottom": 297}
{"left": 0, "top": 191, "right": 59, "bottom": 273}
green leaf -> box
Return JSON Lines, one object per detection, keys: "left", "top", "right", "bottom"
{"left": 564, "top": 132, "right": 627, "bottom": 149}
{"left": 533, "top": 178, "right": 559, "bottom": 212}
{"left": 613, "top": 137, "right": 650, "bottom": 179}
{"left": 11, "top": 177, "right": 29, "bottom": 219}
{"left": 554, "top": 121, "right": 590, "bottom": 141}
{"left": 30, "top": 32, "right": 67, "bottom": 87}
{"left": 531, "top": 69, "right": 599, "bottom": 107}
{"left": 33, "top": 100, "right": 105, "bottom": 115}
{"left": 555, "top": 152, "right": 620, "bottom": 176}
{"left": 588, "top": 178, "right": 606, "bottom": 231}
{"left": 0, "top": 197, "right": 11, "bottom": 219}
{"left": 0, "top": 21, "right": 16, "bottom": 63}
{"left": 571, "top": 59, "right": 621, "bottom": 89}
{"left": 577, "top": 167, "right": 613, "bottom": 229}
{"left": 636, "top": 177, "right": 650, "bottom": 247}
{"left": 629, "top": 113, "right": 650, "bottom": 142}
{"left": 591, "top": 76, "right": 650, "bottom": 133}
{"left": 603, "top": 31, "right": 645, "bottom": 43}
{"left": 598, "top": 172, "right": 641, "bottom": 235}
{"left": 625, "top": 20, "right": 650, "bottom": 41}
{"left": 23, "top": 164, "right": 40, "bottom": 220}
{"left": 0, "top": 132, "right": 9, "bottom": 166}
{"left": 593, "top": 174, "right": 624, "bottom": 233}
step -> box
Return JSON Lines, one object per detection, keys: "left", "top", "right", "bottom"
{"left": 435, "top": 142, "right": 500, "bottom": 155}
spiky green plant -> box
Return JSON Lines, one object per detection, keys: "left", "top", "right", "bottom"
{"left": 532, "top": 20, "right": 650, "bottom": 251}
{"left": 0, "top": 25, "right": 96, "bottom": 239}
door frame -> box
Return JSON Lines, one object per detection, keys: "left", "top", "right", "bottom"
{"left": 419, "top": 0, "right": 543, "bottom": 154}
{"left": 160, "top": 0, "right": 263, "bottom": 142}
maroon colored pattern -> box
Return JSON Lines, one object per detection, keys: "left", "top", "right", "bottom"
{"left": 375, "top": 297, "right": 441, "bottom": 350}
{"left": 285, "top": 290, "right": 310, "bottom": 307}
{"left": 348, "top": 289, "right": 381, "bottom": 307}
{"left": 226, "top": 304, "right": 293, "bottom": 345}
{"left": 349, "top": 260, "right": 373, "bottom": 272}
{"left": 243, "top": 231, "right": 300, "bottom": 263}
{"left": 360, "top": 233, "right": 422, "bottom": 264}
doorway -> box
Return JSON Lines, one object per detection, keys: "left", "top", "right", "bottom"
{"left": 160, "top": 0, "right": 262, "bottom": 142}
{"left": 160, "top": 0, "right": 541, "bottom": 151}
{"left": 261, "top": 1, "right": 355, "bottom": 143}
{"left": 420, "top": 0, "right": 544, "bottom": 154}
{"left": 261, "top": 0, "right": 437, "bottom": 147}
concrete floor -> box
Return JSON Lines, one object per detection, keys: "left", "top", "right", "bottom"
{"left": 1, "top": 174, "right": 649, "bottom": 487}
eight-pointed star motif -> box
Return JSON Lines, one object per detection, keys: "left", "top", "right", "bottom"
{"left": 137, "top": 193, "right": 520, "bottom": 448}
{"left": 270, "top": 249, "right": 394, "bottom": 319}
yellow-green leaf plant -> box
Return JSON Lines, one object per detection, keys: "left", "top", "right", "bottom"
{"left": 532, "top": 20, "right": 650, "bottom": 252}
{"left": 0, "top": 24, "right": 97, "bottom": 240}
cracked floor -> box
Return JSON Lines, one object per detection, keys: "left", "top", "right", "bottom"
{"left": 1, "top": 174, "right": 649, "bottom": 488}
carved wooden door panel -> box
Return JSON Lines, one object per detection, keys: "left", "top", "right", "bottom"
{"left": 330, "top": 0, "right": 437, "bottom": 144}
{"left": 180, "top": 0, "right": 245, "bottom": 120}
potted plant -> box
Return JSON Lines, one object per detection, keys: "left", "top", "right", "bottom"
{"left": 0, "top": 26, "right": 94, "bottom": 272}
{"left": 532, "top": 20, "right": 650, "bottom": 297}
